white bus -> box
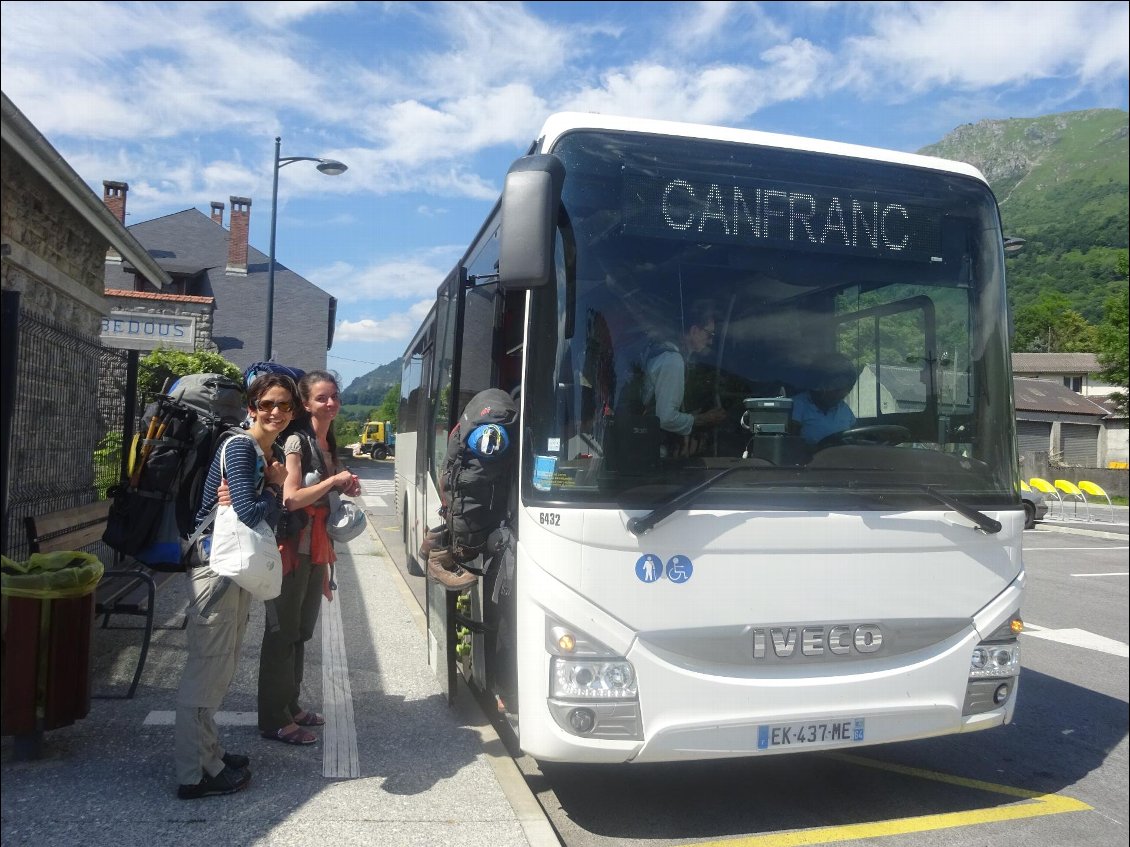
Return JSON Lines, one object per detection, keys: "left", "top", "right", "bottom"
{"left": 394, "top": 112, "right": 1024, "bottom": 764}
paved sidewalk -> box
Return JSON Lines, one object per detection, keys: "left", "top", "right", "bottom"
{"left": 1037, "top": 503, "right": 1129, "bottom": 540}
{"left": 1, "top": 511, "right": 557, "bottom": 846}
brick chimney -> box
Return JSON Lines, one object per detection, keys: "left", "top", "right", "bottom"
{"left": 226, "top": 196, "right": 252, "bottom": 275}
{"left": 103, "top": 181, "right": 128, "bottom": 222}
{"left": 103, "top": 181, "right": 128, "bottom": 263}
{"left": 210, "top": 201, "right": 225, "bottom": 226}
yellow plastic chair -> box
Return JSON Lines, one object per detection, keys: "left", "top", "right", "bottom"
{"left": 1078, "top": 480, "right": 1115, "bottom": 522}
{"left": 1054, "top": 479, "right": 1089, "bottom": 521}
{"left": 1028, "top": 477, "right": 1062, "bottom": 519}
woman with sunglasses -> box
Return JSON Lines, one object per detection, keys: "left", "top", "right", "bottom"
{"left": 175, "top": 374, "right": 295, "bottom": 799}
{"left": 258, "top": 370, "right": 360, "bottom": 746}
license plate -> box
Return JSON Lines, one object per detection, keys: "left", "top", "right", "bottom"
{"left": 757, "top": 718, "right": 865, "bottom": 749}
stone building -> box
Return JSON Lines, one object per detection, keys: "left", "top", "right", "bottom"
{"left": 1, "top": 91, "right": 170, "bottom": 553}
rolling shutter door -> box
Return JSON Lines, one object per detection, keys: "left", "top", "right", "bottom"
{"left": 1060, "top": 423, "right": 1098, "bottom": 466}
{"left": 1016, "top": 420, "right": 1051, "bottom": 456}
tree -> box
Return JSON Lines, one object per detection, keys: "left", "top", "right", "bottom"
{"left": 1094, "top": 261, "right": 1128, "bottom": 414}
{"left": 1011, "top": 291, "right": 1097, "bottom": 353}
{"left": 373, "top": 382, "right": 400, "bottom": 424}
{"left": 139, "top": 348, "right": 243, "bottom": 405}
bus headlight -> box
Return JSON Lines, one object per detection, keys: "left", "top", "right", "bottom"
{"left": 969, "top": 643, "right": 1020, "bottom": 678}
{"left": 552, "top": 658, "right": 638, "bottom": 699}
{"left": 544, "top": 614, "right": 643, "bottom": 738}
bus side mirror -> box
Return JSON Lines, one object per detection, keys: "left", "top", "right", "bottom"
{"left": 498, "top": 154, "right": 565, "bottom": 290}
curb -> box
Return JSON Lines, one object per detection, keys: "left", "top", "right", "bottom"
{"left": 368, "top": 507, "right": 562, "bottom": 847}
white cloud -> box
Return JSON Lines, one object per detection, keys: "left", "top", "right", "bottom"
{"left": 310, "top": 245, "right": 461, "bottom": 303}
{"left": 242, "top": 0, "right": 341, "bottom": 29}
{"left": 665, "top": 1, "right": 790, "bottom": 53}
{"left": 362, "top": 84, "right": 548, "bottom": 166}
{"left": 335, "top": 299, "right": 433, "bottom": 343}
{"left": 558, "top": 46, "right": 831, "bottom": 127}
{"left": 842, "top": 1, "right": 1129, "bottom": 94}
{"left": 413, "top": 2, "right": 573, "bottom": 92}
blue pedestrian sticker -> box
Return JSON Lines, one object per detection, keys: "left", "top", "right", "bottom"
{"left": 635, "top": 553, "right": 663, "bottom": 583}
{"left": 666, "top": 555, "right": 693, "bottom": 583}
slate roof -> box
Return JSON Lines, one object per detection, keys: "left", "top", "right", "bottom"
{"left": 1012, "top": 352, "right": 1100, "bottom": 374}
{"left": 1013, "top": 377, "right": 1109, "bottom": 417}
{"left": 104, "top": 208, "right": 336, "bottom": 374}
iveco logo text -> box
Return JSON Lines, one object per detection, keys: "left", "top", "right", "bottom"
{"left": 752, "top": 624, "right": 883, "bottom": 658}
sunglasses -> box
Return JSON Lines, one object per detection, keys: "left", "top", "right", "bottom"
{"left": 254, "top": 399, "right": 294, "bottom": 413}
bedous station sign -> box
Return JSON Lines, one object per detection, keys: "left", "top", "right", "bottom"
{"left": 100, "top": 311, "right": 196, "bottom": 351}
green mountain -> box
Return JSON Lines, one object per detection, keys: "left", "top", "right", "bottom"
{"left": 918, "top": 108, "right": 1129, "bottom": 322}
{"left": 341, "top": 357, "right": 402, "bottom": 405}
{"left": 342, "top": 110, "right": 1128, "bottom": 390}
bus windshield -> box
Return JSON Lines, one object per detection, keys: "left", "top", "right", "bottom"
{"left": 523, "top": 129, "right": 1017, "bottom": 511}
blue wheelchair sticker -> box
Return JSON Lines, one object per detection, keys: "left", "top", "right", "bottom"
{"left": 666, "top": 555, "right": 693, "bottom": 583}
{"left": 635, "top": 554, "right": 663, "bottom": 583}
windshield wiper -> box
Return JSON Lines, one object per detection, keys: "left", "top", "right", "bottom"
{"left": 627, "top": 464, "right": 761, "bottom": 536}
{"left": 844, "top": 482, "right": 1002, "bottom": 534}
{"left": 912, "top": 484, "right": 1002, "bottom": 534}
{"left": 626, "top": 472, "right": 1003, "bottom": 537}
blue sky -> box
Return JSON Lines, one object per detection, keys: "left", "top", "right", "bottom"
{"left": 2, "top": 1, "right": 1127, "bottom": 389}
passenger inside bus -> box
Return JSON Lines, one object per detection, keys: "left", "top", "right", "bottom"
{"left": 789, "top": 352, "right": 859, "bottom": 446}
{"left": 639, "top": 299, "right": 728, "bottom": 458}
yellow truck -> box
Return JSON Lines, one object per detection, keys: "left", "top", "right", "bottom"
{"left": 359, "top": 420, "right": 395, "bottom": 460}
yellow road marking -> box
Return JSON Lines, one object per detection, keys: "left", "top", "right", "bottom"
{"left": 690, "top": 752, "right": 1091, "bottom": 847}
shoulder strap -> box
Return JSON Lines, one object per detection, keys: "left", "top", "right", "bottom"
{"left": 185, "top": 434, "right": 259, "bottom": 546}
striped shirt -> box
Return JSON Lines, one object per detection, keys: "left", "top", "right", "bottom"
{"left": 194, "top": 435, "right": 283, "bottom": 531}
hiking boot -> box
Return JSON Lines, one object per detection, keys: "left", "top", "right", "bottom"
{"left": 222, "top": 752, "right": 250, "bottom": 770}
{"left": 177, "top": 765, "right": 251, "bottom": 799}
{"left": 427, "top": 548, "right": 477, "bottom": 592}
{"left": 419, "top": 529, "right": 443, "bottom": 559}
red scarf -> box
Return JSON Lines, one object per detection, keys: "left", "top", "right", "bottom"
{"left": 278, "top": 503, "right": 336, "bottom": 600}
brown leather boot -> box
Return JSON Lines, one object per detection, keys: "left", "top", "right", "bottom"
{"left": 427, "top": 548, "right": 477, "bottom": 592}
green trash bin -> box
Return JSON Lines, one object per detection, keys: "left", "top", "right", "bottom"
{"left": 1, "top": 551, "right": 104, "bottom": 759}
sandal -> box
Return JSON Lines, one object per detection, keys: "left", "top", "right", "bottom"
{"left": 294, "top": 710, "right": 325, "bottom": 727}
{"left": 261, "top": 725, "right": 317, "bottom": 745}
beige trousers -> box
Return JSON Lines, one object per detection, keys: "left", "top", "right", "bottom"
{"left": 174, "top": 567, "right": 251, "bottom": 785}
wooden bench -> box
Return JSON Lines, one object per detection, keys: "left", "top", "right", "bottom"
{"left": 24, "top": 500, "right": 182, "bottom": 699}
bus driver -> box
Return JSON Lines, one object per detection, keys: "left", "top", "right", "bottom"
{"left": 789, "top": 352, "right": 859, "bottom": 445}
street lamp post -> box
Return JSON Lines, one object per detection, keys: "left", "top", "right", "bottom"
{"left": 265, "top": 136, "right": 348, "bottom": 361}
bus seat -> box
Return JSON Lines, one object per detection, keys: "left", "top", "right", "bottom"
{"left": 1054, "top": 479, "right": 1089, "bottom": 521}
{"left": 1077, "top": 480, "right": 1115, "bottom": 522}
{"left": 1028, "top": 477, "right": 1062, "bottom": 519}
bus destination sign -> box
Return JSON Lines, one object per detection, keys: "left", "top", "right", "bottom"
{"left": 622, "top": 170, "right": 943, "bottom": 261}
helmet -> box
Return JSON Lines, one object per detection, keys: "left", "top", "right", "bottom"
{"left": 326, "top": 492, "right": 367, "bottom": 542}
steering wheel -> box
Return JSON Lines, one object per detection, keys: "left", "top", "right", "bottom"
{"left": 817, "top": 424, "right": 911, "bottom": 448}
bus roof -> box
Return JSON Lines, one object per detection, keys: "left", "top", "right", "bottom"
{"left": 536, "top": 112, "right": 989, "bottom": 185}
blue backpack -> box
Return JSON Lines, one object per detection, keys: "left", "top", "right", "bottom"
{"left": 243, "top": 361, "right": 305, "bottom": 389}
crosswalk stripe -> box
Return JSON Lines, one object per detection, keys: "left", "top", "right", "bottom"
{"left": 1022, "top": 624, "right": 1129, "bottom": 657}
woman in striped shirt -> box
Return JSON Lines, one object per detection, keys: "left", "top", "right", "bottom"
{"left": 174, "top": 373, "right": 296, "bottom": 800}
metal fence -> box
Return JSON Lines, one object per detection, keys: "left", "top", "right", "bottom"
{"left": 2, "top": 302, "right": 131, "bottom": 562}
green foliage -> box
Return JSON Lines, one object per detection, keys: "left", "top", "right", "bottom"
{"left": 1095, "top": 282, "right": 1129, "bottom": 414}
{"left": 1011, "top": 291, "right": 1098, "bottom": 353}
{"left": 139, "top": 349, "right": 243, "bottom": 406}
{"left": 375, "top": 383, "right": 400, "bottom": 424}
{"left": 340, "top": 357, "right": 403, "bottom": 405}
{"left": 920, "top": 109, "right": 1129, "bottom": 327}
{"left": 93, "top": 430, "right": 123, "bottom": 499}
{"left": 334, "top": 418, "right": 362, "bottom": 447}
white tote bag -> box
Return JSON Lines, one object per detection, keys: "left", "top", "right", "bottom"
{"left": 206, "top": 437, "right": 283, "bottom": 601}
